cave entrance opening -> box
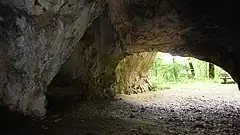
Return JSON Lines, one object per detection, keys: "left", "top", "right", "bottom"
{"left": 115, "top": 51, "right": 239, "bottom": 101}
{"left": 149, "top": 52, "right": 236, "bottom": 91}
{"left": 113, "top": 52, "right": 240, "bottom": 134}
{"left": 114, "top": 52, "right": 240, "bottom": 133}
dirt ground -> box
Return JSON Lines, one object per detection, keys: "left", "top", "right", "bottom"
{"left": 1, "top": 83, "right": 240, "bottom": 135}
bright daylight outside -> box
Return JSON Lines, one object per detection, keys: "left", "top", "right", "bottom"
{"left": 2, "top": 1, "right": 240, "bottom": 134}
{"left": 114, "top": 52, "right": 240, "bottom": 134}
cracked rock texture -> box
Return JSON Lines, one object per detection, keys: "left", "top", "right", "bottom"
{"left": 107, "top": 0, "right": 240, "bottom": 82}
{"left": 0, "top": 0, "right": 106, "bottom": 116}
{"left": 115, "top": 52, "right": 156, "bottom": 95}
{"left": 1, "top": 0, "right": 240, "bottom": 116}
{"left": 50, "top": 10, "right": 124, "bottom": 99}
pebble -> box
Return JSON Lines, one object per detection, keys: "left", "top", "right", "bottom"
{"left": 102, "top": 85, "right": 240, "bottom": 134}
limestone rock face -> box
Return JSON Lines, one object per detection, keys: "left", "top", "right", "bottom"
{"left": 50, "top": 11, "right": 123, "bottom": 99}
{"left": 116, "top": 52, "right": 156, "bottom": 95}
{"left": 0, "top": 0, "right": 106, "bottom": 116}
{"left": 51, "top": 11, "right": 156, "bottom": 98}
{"left": 107, "top": 0, "right": 240, "bottom": 84}
{"left": 2, "top": 0, "right": 240, "bottom": 116}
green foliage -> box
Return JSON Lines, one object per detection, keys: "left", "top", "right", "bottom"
{"left": 149, "top": 52, "right": 226, "bottom": 90}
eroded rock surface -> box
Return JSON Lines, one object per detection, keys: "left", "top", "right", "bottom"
{"left": 0, "top": 0, "right": 106, "bottom": 116}
{"left": 115, "top": 52, "right": 156, "bottom": 95}
{"left": 1, "top": 0, "right": 240, "bottom": 116}
{"left": 108, "top": 0, "right": 240, "bottom": 82}
{"left": 49, "top": 10, "right": 123, "bottom": 99}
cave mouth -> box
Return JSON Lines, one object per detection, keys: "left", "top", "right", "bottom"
{"left": 148, "top": 52, "right": 237, "bottom": 90}
{"left": 112, "top": 52, "right": 240, "bottom": 134}
{"left": 115, "top": 51, "right": 237, "bottom": 96}
{"left": 3, "top": 50, "right": 240, "bottom": 135}
{"left": 47, "top": 50, "right": 238, "bottom": 107}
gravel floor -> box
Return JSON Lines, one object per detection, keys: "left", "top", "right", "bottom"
{"left": 1, "top": 83, "right": 240, "bottom": 135}
{"left": 118, "top": 84, "right": 240, "bottom": 135}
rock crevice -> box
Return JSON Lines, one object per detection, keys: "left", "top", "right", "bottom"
{"left": 0, "top": 0, "right": 107, "bottom": 116}
{"left": 1, "top": 0, "right": 240, "bottom": 116}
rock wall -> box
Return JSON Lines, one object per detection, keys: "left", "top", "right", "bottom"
{"left": 116, "top": 52, "right": 156, "bottom": 95}
{"left": 107, "top": 0, "right": 240, "bottom": 85}
{"left": 51, "top": 12, "right": 156, "bottom": 98}
{"left": 1, "top": 0, "right": 240, "bottom": 116}
{"left": 0, "top": 0, "right": 106, "bottom": 116}
{"left": 50, "top": 11, "right": 124, "bottom": 99}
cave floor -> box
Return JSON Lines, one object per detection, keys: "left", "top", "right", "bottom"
{"left": 1, "top": 83, "right": 240, "bottom": 135}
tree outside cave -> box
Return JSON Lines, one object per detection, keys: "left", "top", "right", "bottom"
{"left": 149, "top": 52, "right": 235, "bottom": 90}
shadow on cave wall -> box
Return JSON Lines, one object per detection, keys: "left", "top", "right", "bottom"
{"left": 46, "top": 10, "right": 124, "bottom": 105}
{"left": 46, "top": 0, "right": 240, "bottom": 110}
{"left": 107, "top": 0, "right": 240, "bottom": 86}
